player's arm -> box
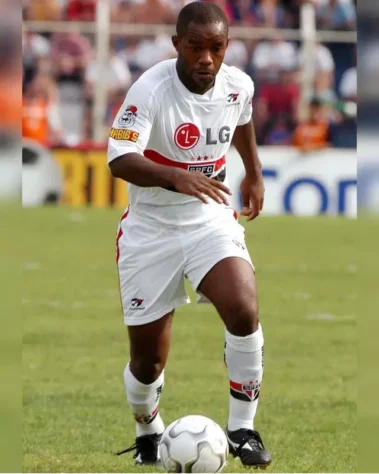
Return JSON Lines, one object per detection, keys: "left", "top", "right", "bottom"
{"left": 233, "top": 119, "right": 264, "bottom": 220}
{"left": 232, "top": 119, "right": 262, "bottom": 181}
{"left": 233, "top": 119, "right": 264, "bottom": 221}
{"left": 110, "top": 153, "right": 231, "bottom": 205}
{"left": 232, "top": 77, "right": 264, "bottom": 221}
{"left": 110, "top": 153, "right": 180, "bottom": 188}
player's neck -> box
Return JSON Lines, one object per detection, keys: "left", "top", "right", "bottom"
{"left": 176, "top": 62, "right": 215, "bottom": 96}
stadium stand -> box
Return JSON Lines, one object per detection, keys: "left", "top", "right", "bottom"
{"left": 23, "top": 0, "right": 357, "bottom": 148}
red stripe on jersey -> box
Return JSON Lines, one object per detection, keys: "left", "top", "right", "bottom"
{"left": 144, "top": 149, "right": 226, "bottom": 172}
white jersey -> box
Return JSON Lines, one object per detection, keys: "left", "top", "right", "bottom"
{"left": 108, "top": 59, "right": 254, "bottom": 227}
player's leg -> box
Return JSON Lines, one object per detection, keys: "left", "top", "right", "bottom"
{"left": 115, "top": 212, "right": 190, "bottom": 465}
{"left": 197, "top": 257, "right": 270, "bottom": 468}
{"left": 117, "top": 313, "right": 174, "bottom": 465}
{"left": 126, "top": 312, "right": 173, "bottom": 436}
{"left": 185, "top": 213, "right": 271, "bottom": 468}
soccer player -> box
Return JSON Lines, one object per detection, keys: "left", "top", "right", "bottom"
{"left": 108, "top": 1, "right": 271, "bottom": 468}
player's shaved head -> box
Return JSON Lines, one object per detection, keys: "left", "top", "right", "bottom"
{"left": 176, "top": 1, "right": 229, "bottom": 37}
{"left": 173, "top": 2, "right": 229, "bottom": 95}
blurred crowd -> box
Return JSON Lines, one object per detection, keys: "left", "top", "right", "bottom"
{"left": 22, "top": 0, "right": 357, "bottom": 150}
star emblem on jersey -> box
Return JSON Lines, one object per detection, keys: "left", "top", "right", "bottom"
{"left": 174, "top": 123, "right": 200, "bottom": 150}
{"left": 118, "top": 105, "right": 138, "bottom": 128}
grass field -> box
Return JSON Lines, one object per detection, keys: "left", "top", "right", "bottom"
{"left": 22, "top": 207, "right": 356, "bottom": 473}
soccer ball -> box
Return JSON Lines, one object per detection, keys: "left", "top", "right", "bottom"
{"left": 160, "top": 415, "right": 229, "bottom": 473}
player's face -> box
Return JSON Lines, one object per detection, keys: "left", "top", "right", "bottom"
{"left": 173, "top": 22, "right": 229, "bottom": 93}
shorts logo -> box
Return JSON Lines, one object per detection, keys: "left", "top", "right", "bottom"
{"left": 174, "top": 123, "right": 200, "bottom": 150}
{"left": 230, "top": 379, "right": 261, "bottom": 402}
{"left": 109, "top": 128, "right": 139, "bottom": 142}
{"left": 232, "top": 238, "right": 245, "bottom": 251}
{"left": 118, "top": 105, "right": 138, "bottom": 128}
{"left": 130, "top": 298, "right": 144, "bottom": 310}
{"left": 188, "top": 164, "right": 215, "bottom": 177}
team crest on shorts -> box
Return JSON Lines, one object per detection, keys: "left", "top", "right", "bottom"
{"left": 118, "top": 105, "right": 138, "bottom": 128}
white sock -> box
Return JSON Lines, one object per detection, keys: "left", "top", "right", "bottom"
{"left": 225, "top": 324, "right": 264, "bottom": 431}
{"left": 124, "top": 363, "right": 165, "bottom": 437}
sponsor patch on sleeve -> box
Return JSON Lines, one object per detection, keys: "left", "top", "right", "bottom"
{"left": 109, "top": 128, "right": 139, "bottom": 142}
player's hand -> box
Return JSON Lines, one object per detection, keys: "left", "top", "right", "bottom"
{"left": 172, "top": 169, "right": 232, "bottom": 205}
{"left": 240, "top": 174, "right": 264, "bottom": 221}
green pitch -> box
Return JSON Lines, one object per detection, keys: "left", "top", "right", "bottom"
{"left": 22, "top": 207, "right": 356, "bottom": 473}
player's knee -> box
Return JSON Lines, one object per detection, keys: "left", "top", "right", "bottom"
{"left": 130, "top": 358, "right": 165, "bottom": 385}
{"left": 226, "top": 300, "right": 259, "bottom": 337}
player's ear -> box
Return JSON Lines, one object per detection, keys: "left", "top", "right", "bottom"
{"left": 172, "top": 35, "right": 179, "bottom": 52}
{"left": 226, "top": 37, "right": 230, "bottom": 49}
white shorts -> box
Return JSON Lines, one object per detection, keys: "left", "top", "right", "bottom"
{"left": 116, "top": 208, "right": 254, "bottom": 326}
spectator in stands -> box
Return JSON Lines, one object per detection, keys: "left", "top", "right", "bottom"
{"left": 50, "top": 32, "right": 92, "bottom": 83}
{"left": 85, "top": 45, "right": 132, "bottom": 107}
{"left": 328, "top": 106, "right": 356, "bottom": 148}
{"left": 251, "top": 37, "right": 297, "bottom": 83}
{"left": 112, "top": 0, "right": 176, "bottom": 24}
{"left": 224, "top": 39, "right": 249, "bottom": 69}
{"left": 23, "top": 29, "right": 51, "bottom": 89}
{"left": 298, "top": 41, "right": 335, "bottom": 101}
{"left": 22, "top": 73, "right": 63, "bottom": 146}
{"left": 225, "top": 0, "right": 298, "bottom": 27}
{"left": 280, "top": 0, "right": 302, "bottom": 28}
{"left": 316, "top": 0, "right": 356, "bottom": 31}
{"left": 0, "top": 19, "right": 21, "bottom": 136}
{"left": 203, "top": 0, "right": 234, "bottom": 23}
{"left": 339, "top": 67, "right": 356, "bottom": 102}
{"left": 66, "top": 0, "right": 97, "bottom": 21}
{"left": 339, "top": 51, "right": 356, "bottom": 102}
{"left": 86, "top": 45, "right": 132, "bottom": 90}
{"left": 255, "top": 69, "right": 300, "bottom": 142}
{"left": 129, "top": 34, "right": 177, "bottom": 72}
{"left": 23, "top": 0, "right": 61, "bottom": 21}
{"left": 225, "top": 0, "right": 250, "bottom": 24}
{"left": 248, "top": 0, "right": 287, "bottom": 28}
{"left": 292, "top": 97, "right": 330, "bottom": 151}
{"left": 263, "top": 113, "right": 293, "bottom": 145}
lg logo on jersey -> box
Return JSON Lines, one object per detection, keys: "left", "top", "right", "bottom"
{"left": 206, "top": 126, "right": 231, "bottom": 145}
{"left": 174, "top": 123, "right": 231, "bottom": 150}
{"left": 174, "top": 123, "right": 200, "bottom": 150}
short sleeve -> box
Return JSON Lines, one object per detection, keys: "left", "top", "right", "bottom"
{"left": 107, "top": 79, "right": 157, "bottom": 163}
{"left": 237, "top": 77, "right": 255, "bottom": 126}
